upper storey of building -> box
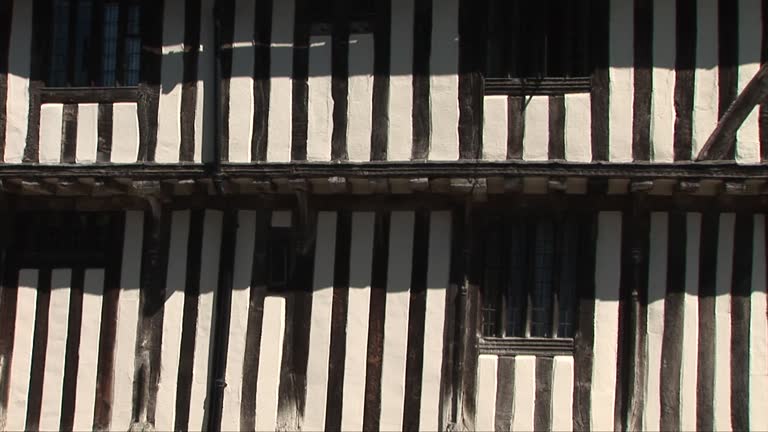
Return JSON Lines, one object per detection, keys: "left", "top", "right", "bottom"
{"left": 1, "top": 0, "right": 767, "bottom": 172}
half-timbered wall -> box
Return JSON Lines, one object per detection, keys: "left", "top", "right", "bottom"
{"left": 2, "top": 0, "right": 768, "bottom": 165}
{"left": 0, "top": 208, "right": 765, "bottom": 431}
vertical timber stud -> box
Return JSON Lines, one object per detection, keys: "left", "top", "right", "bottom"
{"left": 131, "top": 199, "right": 171, "bottom": 430}
{"left": 137, "top": 0, "right": 164, "bottom": 162}
{"left": 459, "top": 201, "right": 481, "bottom": 430}
{"left": 457, "top": 0, "right": 484, "bottom": 160}
{"left": 206, "top": 209, "right": 238, "bottom": 432}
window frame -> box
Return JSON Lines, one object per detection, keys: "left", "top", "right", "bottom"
{"left": 482, "top": 0, "right": 593, "bottom": 97}
{"left": 41, "top": 0, "right": 143, "bottom": 100}
{"left": 475, "top": 209, "right": 596, "bottom": 357}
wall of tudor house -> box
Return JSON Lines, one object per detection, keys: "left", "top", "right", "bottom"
{"left": 0, "top": 206, "right": 764, "bottom": 431}
{"left": 1, "top": 0, "right": 768, "bottom": 165}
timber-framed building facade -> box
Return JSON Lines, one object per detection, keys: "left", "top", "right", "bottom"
{"left": 0, "top": 0, "right": 767, "bottom": 431}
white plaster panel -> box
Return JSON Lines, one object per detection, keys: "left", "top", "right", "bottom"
{"left": 307, "top": 36, "right": 334, "bottom": 161}
{"left": 340, "top": 212, "right": 375, "bottom": 431}
{"left": 188, "top": 210, "right": 223, "bottom": 429}
{"left": 6, "top": 270, "right": 38, "bottom": 431}
{"left": 155, "top": 0, "right": 185, "bottom": 163}
{"left": 5, "top": 0, "right": 33, "bottom": 163}
{"left": 483, "top": 96, "right": 508, "bottom": 160}
{"left": 346, "top": 34, "right": 375, "bottom": 162}
{"left": 608, "top": 0, "right": 634, "bottom": 162}
{"left": 651, "top": 0, "right": 676, "bottom": 163}
{"left": 428, "top": 0, "right": 459, "bottom": 161}
{"left": 72, "top": 269, "right": 105, "bottom": 431}
{"left": 681, "top": 213, "right": 701, "bottom": 431}
{"left": 551, "top": 356, "right": 575, "bottom": 432}
{"left": 564, "top": 93, "right": 592, "bottom": 162}
{"left": 266, "top": 0, "right": 295, "bottom": 162}
{"left": 379, "top": 211, "right": 415, "bottom": 431}
{"left": 692, "top": 0, "right": 719, "bottom": 157}
{"left": 39, "top": 270, "right": 72, "bottom": 431}
{"left": 39, "top": 103, "right": 64, "bottom": 163}
{"left": 736, "top": 0, "right": 762, "bottom": 164}
{"left": 227, "top": 0, "right": 257, "bottom": 162}
{"left": 522, "top": 96, "right": 550, "bottom": 161}
{"left": 196, "top": 0, "right": 216, "bottom": 163}
{"left": 645, "top": 212, "right": 669, "bottom": 431}
{"left": 76, "top": 103, "right": 99, "bottom": 163}
{"left": 714, "top": 213, "right": 735, "bottom": 431}
{"left": 303, "top": 212, "right": 338, "bottom": 430}
{"left": 749, "top": 215, "right": 768, "bottom": 430}
{"left": 221, "top": 211, "right": 257, "bottom": 432}
{"left": 512, "top": 355, "right": 536, "bottom": 431}
{"left": 112, "top": 211, "right": 144, "bottom": 430}
{"left": 419, "top": 211, "right": 452, "bottom": 431}
{"left": 388, "top": 0, "right": 415, "bottom": 161}
{"left": 591, "top": 212, "right": 622, "bottom": 431}
{"left": 155, "top": 211, "right": 191, "bottom": 432}
{"left": 476, "top": 355, "right": 499, "bottom": 432}
{"left": 255, "top": 296, "right": 286, "bottom": 432}
{"left": 111, "top": 103, "right": 140, "bottom": 163}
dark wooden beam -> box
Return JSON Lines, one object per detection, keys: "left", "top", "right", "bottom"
{"left": 697, "top": 61, "right": 768, "bottom": 161}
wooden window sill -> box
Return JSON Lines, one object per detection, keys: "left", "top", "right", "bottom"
{"left": 39, "top": 86, "right": 140, "bottom": 104}
{"left": 478, "top": 337, "right": 575, "bottom": 357}
{"left": 483, "top": 77, "right": 592, "bottom": 96}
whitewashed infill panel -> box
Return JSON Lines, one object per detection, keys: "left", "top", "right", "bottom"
{"left": 681, "top": 213, "right": 701, "bottom": 431}
{"left": 196, "top": 0, "right": 216, "bottom": 163}
{"left": 419, "top": 211, "right": 452, "bottom": 431}
{"left": 39, "top": 270, "right": 72, "bottom": 431}
{"left": 428, "top": 0, "right": 459, "bottom": 161}
{"left": 564, "top": 93, "right": 592, "bottom": 162}
{"left": 645, "top": 212, "right": 669, "bottom": 431}
{"left": 749, "top": 215, "right": 768, "bottom": 430}
{"left": 188, "top": 210, "right": 223, "bottom": 429}
{"left": 39, "top": 103, "right": 64, "bottom": 163}
{"left": 6, "top": 270, "right": 38, "bottom": 431}
{"left": 307, "top": 36, "right": 334, "bottom": 161}
{"left": 221, "top": 210, "right": 257, "bottom": 432}
{"left": 340, "top": 212, "right": 375, "bottom": 431}
{"left": 379, "top": 211, "right": 415, "bottom": 431}
{"left": 227, "top": 0, "right": 257, "bottom": 162}
{"left": 254, "top": 296, "right": 286, "bottom": 431}
{"left": 111, "top": 211, "right": 144, "bottom": 430}
{"left": 692, "top": 0, "right": 719, "bottom": 157}
{"left": 388, "top": 0, "right": 415, "bottom": 161}
{"left": 736, "top": 0, "right": 762, "bottom": 163}
{"left": 155, "top": 211, "right": 191, "bottom": 432}
{"left": 303, "top": 212, "right": 338, "bottom": 430}
{"left": 155, "top": 0, "right": 185, "bottom": 163}
{"left": 346, "top": 34, "right": 375, "bottom": 162}
{"left": 551, "top": 356, "right": 575, "bottom": 432}
{"left": 266, "top": 0, "right": 295, "bottom": 163}
{"left": 650, "top": 0, "right": 676, "bottom": 162}
{"left": 512, "top": 355, "right": 536, "bottom": 431}
{"left": 522, "top": 96, "right": 549, "bottom": 161}
{"left": 591, "top": 212, "right": 622, "bottom": 430}
{"left": 483, "top": 96, "right": 508, "bottom": 161}
{"left": 5, "top": 0, "right": 33, "bottom": 163}
{"left": 72, "top": 269, "right": 105, "bottom": 431}
{"left": 475, "top": 355, "right": 499, "bottom": 432}
{"left": 714, "top": 213, "right": 735, "bottom": 431}
{"left": 111, "top": 103, "right": 140, "bottom": 163}
{"left": 608, "top": 0, "right": 634, "bottom": 162}
{"left": 76, "top": 103, "right": 98, "bottom": 163}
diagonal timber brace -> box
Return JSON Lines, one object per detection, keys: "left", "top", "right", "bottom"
{"left": 696, "top": 61, "right": 768, "bottom": 161}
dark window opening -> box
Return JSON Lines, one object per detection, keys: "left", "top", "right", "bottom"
{"left": 309, "top": 0, "right": 375, "bottom": 34}
{"left": 480, "top": 214, "right": 591, "bottom": 340}
{"left": 484, "top": 0, "right": 591, "bottom": 95}
{"left": 48, "top": 0, "right": 141, "bottom": 87}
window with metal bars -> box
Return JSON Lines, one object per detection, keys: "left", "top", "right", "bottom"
{"left": 484, "top": 0, "right": 592, "bottom": 96}
{"left": 480, "top": 214, "right": 592, "bottom": 341}
{"left": 47, "top": 0, "right": 141, "bottom": 87}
